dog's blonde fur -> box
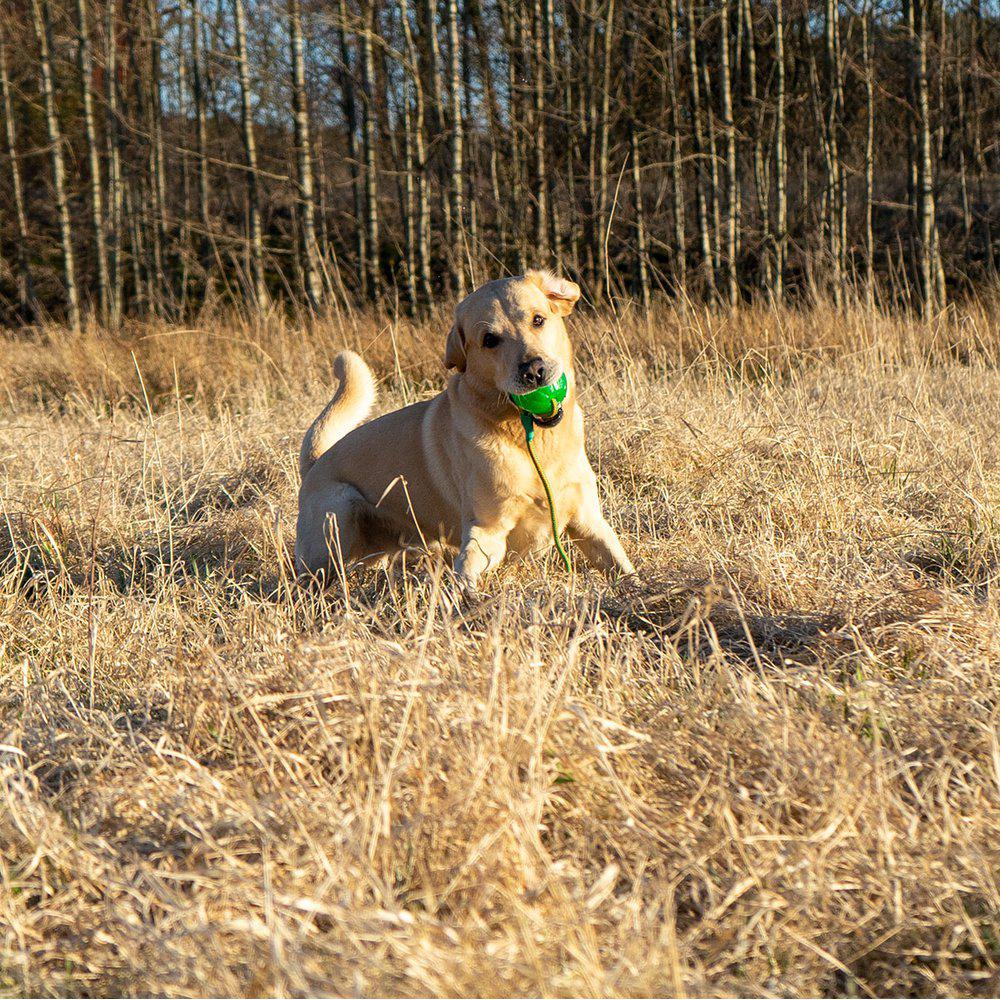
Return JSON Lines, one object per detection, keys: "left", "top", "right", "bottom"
{"left": 295, "top": 270, "right": 634, "bottom": 588}
{"left": 299, "top": 351, "right": 376, "bottom": 481}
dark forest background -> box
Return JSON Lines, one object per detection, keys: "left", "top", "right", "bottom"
{"left": 0, "top": 0, "right": 998, "bottom": 327}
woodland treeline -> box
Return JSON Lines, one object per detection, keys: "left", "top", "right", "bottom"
{"left": 0, "top": 0, "right": 997, "bottom": 326}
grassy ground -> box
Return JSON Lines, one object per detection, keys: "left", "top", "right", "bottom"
{"left": 1, "top": 299, "right": 999, "bottom": 998}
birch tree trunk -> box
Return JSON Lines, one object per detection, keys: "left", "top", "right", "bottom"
{"left": 336, "top": 0, "right": 367, "bottom": 299}
{"left": 469, "top": 0, "right": 507, "bottom": 270}
{"left": 686, "top": 0, "right": 715, "bottom": 296}
{"left": 147, "top": 0, "right": 168, "bottom": 311}
{"left": 75, "top": 0, "right": 108, "bottom": 319}
{"left": 105, "top": 0, "right": 123, "bottom": 323}
{"left": 625, "top": 10, "right": 649, "bottom": 309}
{"left": 425, "top": 0, "right": 451, "bottom": 251}
{"left": 288, "top": 0, "right": 322, "bottom": 309}
{"left": 190, "top": 0, "right": 212, "bottom": 285}
{"left": 914, "top": 0, "right": 942, "bottom": 314}
{"left": 861, "top": 1, "right": 875, "bottom": 305}
{"left": 31, "top": 0, "right": 80, "bottom": 329}
{"left": 532, "top": 0, "right": 548, "bottom": 257}
{"left": 719, "top": 0, "right": 738, "bottom": 307}
{"left": 234, "top": 0, "right": 266, "bottom": 306}
{"left": 744, "top": 0, "right": 770, "bottom": 288}
{"left": 596, "top": 0, "right": 615, "bottom": 303}
{"left": 446, "top": 0, "right": 465, "bottom": 295}
{"left": 361, "top": 0, "right": 381, "bottom": 298}
{"left": 400, "top": 0, "right": 432, "bottom": 305}
{"left": 542, "top": 0, "right": 562, "bottom": 271}
{"left": 499, "top": 0, "right": 526, "bottom": 272}
{"left": 0, "top": 22, "right": 35, "bottom": 317}
{"left": 666, "top": 0, "right": 686, "bottom": 292}
{"left": 824, "top": 0, "right": 843, "bottom": 306}
{"left": 702, "top": 56, "right": 721, "bottom": 273}
{"left": 774, "top": 0, "right": 787, "bottom": 301}
{"left": 402, "top": 76, "right": 418, "bottom": 311}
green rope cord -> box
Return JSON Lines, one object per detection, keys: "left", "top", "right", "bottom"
{"left": 520, "top": 410, "right": 572, "bottom": 573}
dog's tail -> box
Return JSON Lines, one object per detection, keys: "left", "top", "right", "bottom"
{"left": 299, "top": 350, "right": 376, "bottom": 480}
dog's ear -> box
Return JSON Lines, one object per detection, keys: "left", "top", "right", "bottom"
{"left": 444, "top": 324, "right": 467, "bottom": 371}
{"left": 526, "top": 269, "right": 582, "bottom": 317}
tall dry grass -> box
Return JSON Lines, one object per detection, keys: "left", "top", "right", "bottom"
{"left": 1, "top": 299, "right": 999, "bottom": 997}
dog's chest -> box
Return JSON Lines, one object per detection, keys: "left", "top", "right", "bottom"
{"left": 507, "top": 475, "right": 582, "bottom": 554}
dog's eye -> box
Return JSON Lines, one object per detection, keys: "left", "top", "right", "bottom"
{"left": 532, "top": 314, "right": 546, "bottom": 328}
{"left": 482, "top": 331, "right": 501, "bottom": 349}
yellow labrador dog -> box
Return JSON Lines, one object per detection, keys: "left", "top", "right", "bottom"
{"left": 296, "top": 269, "right": 634, "bottom": 590}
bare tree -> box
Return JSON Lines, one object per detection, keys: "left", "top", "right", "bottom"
{"left": 0, "top": 0, "right": 995, "bottom": 325}
{"left": 665, "top": 0, "right": 686, "bottom": 292}
{"left": 913, "top": 0, "right": 943, "bottom": 313}
{"left": 360, "top": 0, "right": 381, "bottom": 298}
{"left": 447, "top": 0, "right": 466, "bottom": 294}
{"left": 719, "top": 0, "right": 738, "bottom": 306}
{"left": 30, "top": 0, "right": 80, "bottom": 329}
{"left": 399, "top": 0, "right": 432, "bottom": 304}
{"left": 774, "top": 0, "right": 787, "bottom": 300}
{"left": 289, "top": 0, "right": 322, "bottom": 308}
{"left": 234, "top": 0, "right": 267, "bottom": 306}
{"left": 74, "top": 0, "right": 108, "bottom": 318}
{"left": 0, "top": 17, "right": 34, "bottom": 317}
{"left": 686, "top": 0, "right": 715, "bottom": 296}
{"left": 624, "top": 7, "right": 648, "bottom": 308}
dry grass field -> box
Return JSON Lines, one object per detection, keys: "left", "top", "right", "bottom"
{"left": 1, "top": 299, "right": 999, "bottom": 998}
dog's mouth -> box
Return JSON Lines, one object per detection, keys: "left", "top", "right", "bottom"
{"left": 503, "top": 367, "right": 564, "bottom": 399}
{"left": 530, "top": 406, "right": 564, "bottom": 428}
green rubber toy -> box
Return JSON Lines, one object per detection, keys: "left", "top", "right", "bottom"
{"left": 509, "top": 372, "right": 568, "bottom": 418}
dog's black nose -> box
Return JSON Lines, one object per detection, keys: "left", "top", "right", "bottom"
{"left": 519, "top": 357, "right": 548, "bottom": 387}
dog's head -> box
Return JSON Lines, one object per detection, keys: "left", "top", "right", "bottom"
{"left": 444, "top": 270, "right": 581, "bottom": 399}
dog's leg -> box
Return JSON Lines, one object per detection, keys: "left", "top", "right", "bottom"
{"left": 295, "top": 482, "right": 372, "bottom": 584}
{"left": 454, "top": 521, "right": 511, "bottom": 591}
{"left": 567, "top": 495, "right": 635, "bottom": 577}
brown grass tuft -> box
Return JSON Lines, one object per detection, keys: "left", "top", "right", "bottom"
{"left": 1, "top": 301, "right": 999, "bottom": 997}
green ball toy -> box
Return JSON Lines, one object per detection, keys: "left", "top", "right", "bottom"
{"left": 509, "top": 372, "right": 568, "bottom": 419}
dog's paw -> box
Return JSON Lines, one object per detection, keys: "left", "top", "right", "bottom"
{"left": 442, "top": 578, "right": 482, "bottom": 616}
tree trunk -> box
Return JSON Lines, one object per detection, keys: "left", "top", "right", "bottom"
{"left": 147, "top": 0, "right": 168, "bottom": 312}
{"left": 190, "top": 0, "right": 212, "bottom": 287}
{"left": 0, "top": 22, "right": 35, "bottom": 317}
{"left": 336, "top": 0, "right": 367, "bottom": 299}
{"left": 361, "top": 0, "right": 381, "bottom": 298}
{"left": 31, "top": 0, "right": 80, "bottom": 329}
{"left": 596, "top": 0, "right": 615, "bottom": 303}
{"left": 105, "top": 0, "right": 124, "bottom": 323}
{"left": 446, "top": 0, "right": 465, "bottom": 295}
{"left": 532, "top": 0, "right": 548, "bottom": 258}
{"left": 400, "top": 0, "right": 432, "bottom": 305}
{"left": 744, "top": 0, "right": 770, "bottom": 289}
{"left": 824, "top": 0, "right": 843, "bottom": 305}
{"left": 861, "top": 1, "right": 874, "bottom": 305}
{"left": 686, "top": 0, "right": 715, "bottom": 297}
{"left": 542, "top": 0, "right": 562, "bottom": 271}
{"left": 666, "top": 0, "right": 686, "bottom": 292}
{"left": 426, "top": 0, "right": 450, "bottom": 251}
{"left": 719, "top": 0, "right": 738, "bottom": 306}
{"left": 75, "top": 0, "right": 109, "bottom": 319}
{"left": 625, "top": 11, "right": 649, "bottom": 310}
{"left": 234, "top": 0, "right": 267, "bottom": 307}
{"left": 469, "top": 0, "right": 507, "bottom": 271}
{"left": 499, "top": 0, "right": 526, "bottom": 272}
{"left": 702, "top": 56, "right": 721, "bottom": 274}
{"left": 914, "top": 0, "right": 942, "bottom": 314}
{"left": 774, "top": 0, "right": 787, "bottom": 301}
{"left": 288, "top": 0, "right": 322, "bottom": 309}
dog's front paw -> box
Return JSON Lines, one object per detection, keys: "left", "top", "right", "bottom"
{"left": 442, "top": 577, "right": 481, "bottom": 616}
